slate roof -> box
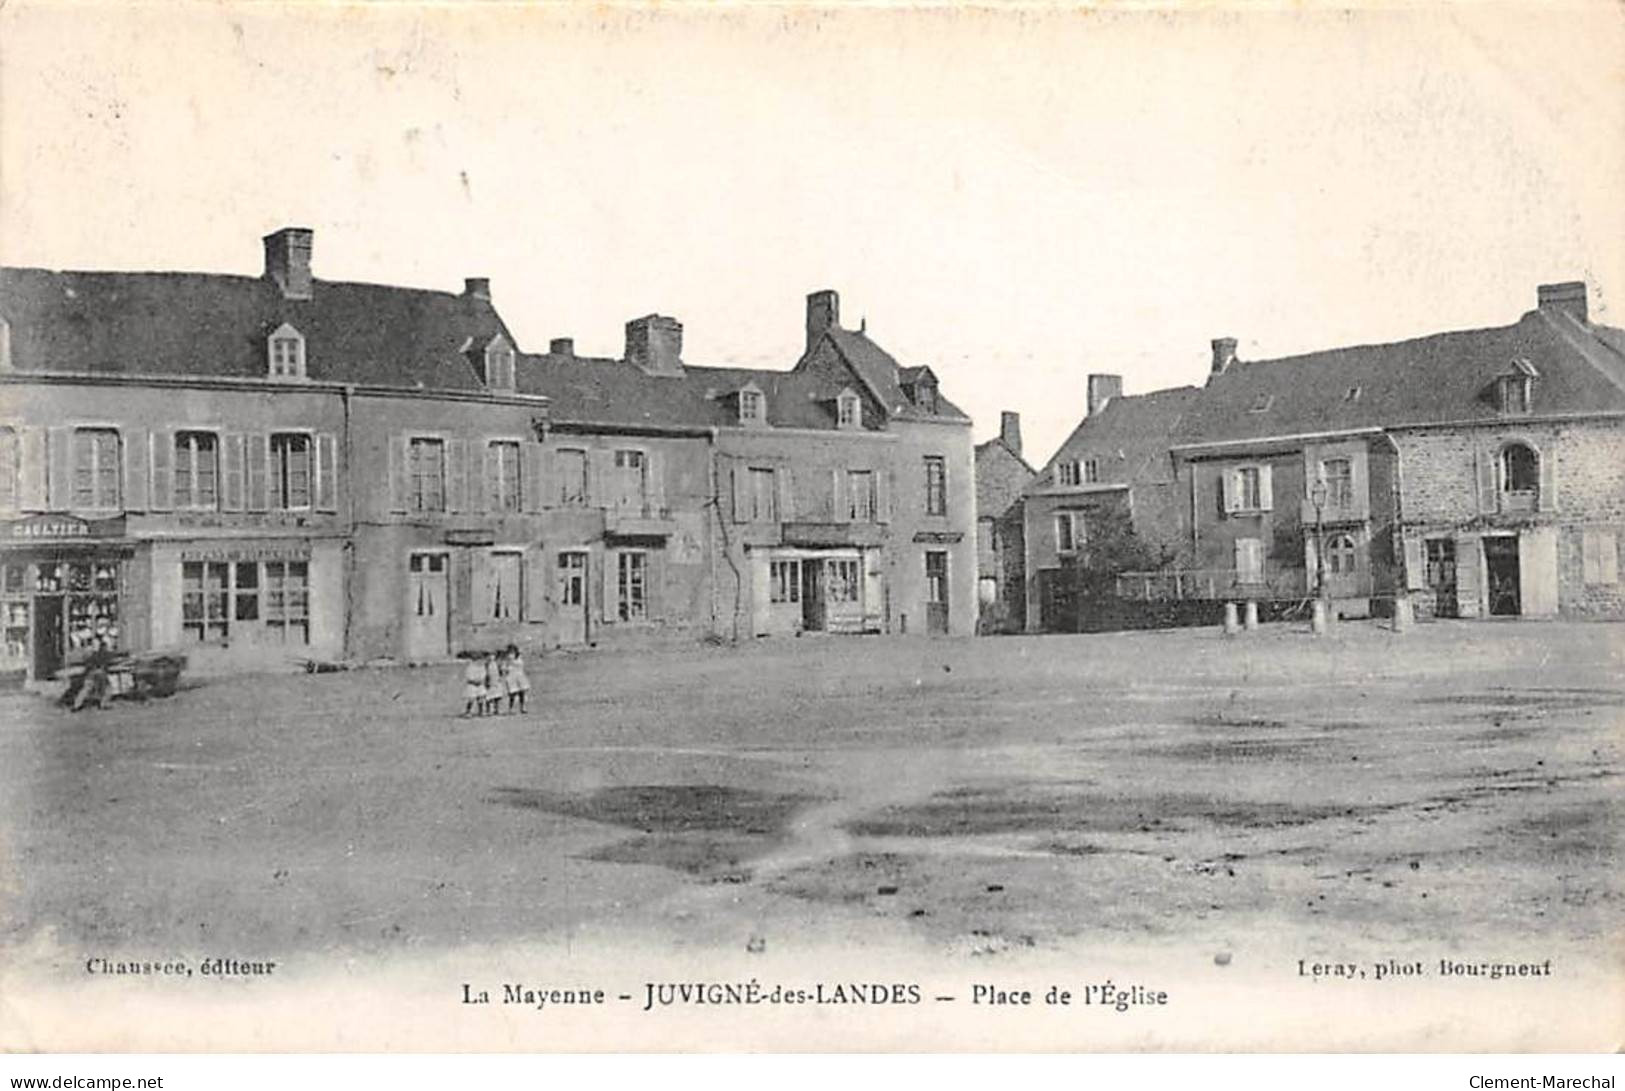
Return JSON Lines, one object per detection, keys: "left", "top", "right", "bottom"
{"left": 0, "top": 267, "right": 514, "bottom": 391}
{"left": 1173, "top": 307, "right": 1625, "bottom": 446}
{"left": 1028, "top": 386, "right": 1200, "bottom": 494}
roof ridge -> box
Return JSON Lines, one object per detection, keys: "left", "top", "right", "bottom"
{"left": 1534, "top": 308, "right": 1625, "bottom": 396}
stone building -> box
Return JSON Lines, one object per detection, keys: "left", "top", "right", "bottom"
{"left": 0, "top": 231, "right": 979, "bottom": 684}
{"left": 973, "top": 411, "right": 1035, "bottom": 633}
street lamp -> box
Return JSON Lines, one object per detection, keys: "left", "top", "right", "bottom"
{"left": 1310, "top": 479, "right": 1329, "bottom": 624}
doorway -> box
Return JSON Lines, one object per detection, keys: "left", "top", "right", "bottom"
{"left": 800, "top": 558, "right": 825, "bottom": 632}
{"left": 925, "top": 550, "right": 950, "bottom": 634}
{"left": 33, "top": 595, "right": 63, "bottom": 680}
{"left": 406, "top": 552, "right": 450, "bottom": 660}
{"left": 555, "top": 551, "right": 588, "bottom": 645}
{"left": 1483, "top": 536, "right": 1521, "bottom": 617}
{"left": 1424, "top": 538, "right": 1458, "bottom": 618}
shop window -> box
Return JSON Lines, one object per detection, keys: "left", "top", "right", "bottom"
{"left": 263, "top": 561, "right": 309, "bottom": 644}
{"left": 847, "top": 470, "right": 875, "bottom": 521}
{"left": 234, "top": 562, "right": 259, "bottom": 620}
{"left": 924, "top": 456, "right": 947, "bottom": 516}
{"left": 556, "top": 449, "right": 588, "bottom": 506}
{"left": 617, "top": 551, "right": 647, "bottom": 621}
{"left": 0, "top": 427, "right": 16, "bottom": 510}
{"left": 173, "top": 431, "right": 220, "bottom": 510}
{"left": 827, "top": 558, "right": 860, "bottom": 604}
{"left": 182, "top": 561, "right": 230, "bottom": 642}
{"left": 488, "top": 440, "right": 521, "bottom": 512}
{"left": 182, "top": 559, "right": 307, "bottom": 644}
{"left": 408, "top": 437, "right": 447, "bottom": 512}
{"left": 73, "top": 428, "right": 121, "bottom": 509}
{"left": 270, "top": 433, "right": 312, "bottom": 510}
{"left": 770, "top": 559, "right": 801, "bottom": 604}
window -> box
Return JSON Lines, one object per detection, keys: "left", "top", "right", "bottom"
{"left": 1582, "top": 530, "right": 1619, "bottom": 586}
{"left": 617, "top": 551, "right": 647, "bottom": 621}
{"left": 914, "top": 379, "right": 939, "bottom": 415}
{"left": 924, "top": 456, "right": 947, "bottom": 516}
{"left": 1248, "top": 394, "right": 1273, "bottom": 413}
{"left": 484, "top": 551, "right": 522, "bottom": 621}
{"left": 1320, "top": 457, "right": 1353, "bottom": 507}
{"left": 182, "top": 561, "right": 230, "bottom": 641}
{"left": 1057, "top": 461, "right": 1080, "bottom": 487}
{"left": 488, "top": 441, "right": 521, "bottom": 512}
{"left": 614, "top": 449, "right": 647, "bottom": 510}
{"left": 1082, "top": 458, "right": 1100, "bottom": 484}
{"left": 270, "top": 433, "right": 312, "bottom": 510}
{"left": 847, "top": 470, "right": 875, "bottom": 521}
{"left": 173, "top": 431, "right": 219, "bottom": 510}
{"left": 1501, "top": 443, "right": 1539, "bottom": 494}
{"left": 408, "top": 437, "right": 446, "bottom": 512}
{"left": 1055, "top": 511, "right": 1085, "bottom": 554}
{"left": 557, "top": 448, "right": 588, "bottom": 506}
{"left": 739, "top": 388, "right": 764, "bottom": 424}
{"left": 1236, "top": 467, "right": 1262, "bottom": 510}
{"left": 72, "top": 428, "right": 121, "bottom": 509}
{"left": 1425, "top": 539, "right": 1456, "bottom": 589}
{"left": 263, "top": 561, "right": 309, "bottom": 643}
{"left": 837, "top": 391, "right": 861, "bottom": 429}
{"left": 749, "top": 467, "right": 778, "bottom": 522}
{"left": 1345, "top": 386, "right": 1362, "bottom": 402}
{"left": 1326, "top": 533, "right": 1357, "bottom": 576}
{"left": 1234, "top": 538, "right": 1264, "bottom": 584}
{"left": 0, "top": 427, "right": 16, "bottom": 510}
{"left": 64, "top": 562, "right": 120, "bottom": 655}
{"left": 770, "top": 559, "right": 801, "bottom": 604}
{"left": 827, "top": 558, "right": 860, "bottom": 604}
{"left": 485, "top": 341, "right": 515, "bottom": 390}
{"left": 267, "top": 325, "right": 305, "bottom": 378}
{"left": 1498, "top": 374, "right": 1533, "bottom": 414}
{"left": 182, "top": 560, "right": 307, "bottom": 644}
{"left": 556, "top": 552, "right": 586, "bottom": 607}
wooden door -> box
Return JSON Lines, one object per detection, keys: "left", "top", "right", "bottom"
{"left": 555, "top": 552, "right": 588, "bottom": 645}
{"left": 925, "top": 550, "right": 950, "bottom": 634}
{"left": 406, "top": 552, "right": 449, "bottom": 660}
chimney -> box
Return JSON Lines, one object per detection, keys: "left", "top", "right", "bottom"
{"left": 625, "top": 314, "right": 684, "bottom": 376}
{"left": 262, "top": 227, "right": 314, "bottom": 301}
{"left": 549, "top": 337, "right": 575, "bottom": 357}
{"left": 1086, "top": 374, "right": 1123, "bottom": 416}
{"left": 1210, "top": 337, "right": 1238, "bottom": 378}
{"left": 1537, "top": 281, "right": 1588, "bottom": 324}
{"left": 463, "top": 277, "right": 491, "bottom": 301}
{"left": 999, "top": 411, "right": 1023, "bottom": 456}
{"left": 806, "top": 289, "right": 840, "bottom": 353}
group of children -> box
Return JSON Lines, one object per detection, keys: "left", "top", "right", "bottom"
{"left": 460, "top": 644, "right": 531, "bottom": 716}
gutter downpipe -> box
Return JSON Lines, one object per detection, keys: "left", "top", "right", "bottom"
{"left": 341, "top": 383, "right": 356, "bottom": 661}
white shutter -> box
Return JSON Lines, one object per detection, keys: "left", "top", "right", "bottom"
{"left": 124, "top": 428, "right": 149, "bottom": 511}
{"left": 1220, "top": 470, "right": 1238, "bottom": 515}
{"left": 1600, "top": 531, "right": 1620, "bottom": 586}
{"left": 47, "top": 426, "right": 72, "bottom": 509}
{"left": 732, "top": 463, "right": 749, "bottom": 523}
{"left": 148, "top": 430, "right": 173, "bottom": 512}
{"left": 388, "top": 436, "right": 408, "bottom": 513}
{"left": 315, "top": 433, "right": 338, "bottom": 512}
{"left": 1404, "top": 537, "right": 1427, "bottom": 591}
{"left": 526, "top": 546, "right": 550, "bottom": 621}
{"left": 776, "top": 466, "right": 794, "bottom": 521}
{"left": 524, "top": 445, "right": 546, "bottom": 513}
{"left": 1258, "top": 464, "right": 1273, "bottom": 511}
{"left": 18, "top": 426, "right": 47, "bottom": 511}
{"left": 646, "top": 449, "right": 666, "bottom": 515}
{"left": 221, "top": 434, "right": 245, "bottom": 511}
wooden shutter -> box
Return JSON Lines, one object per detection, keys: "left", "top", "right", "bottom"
{"left": 388, "top": 436, "right": 407, "bottom": 513}
{"left": 314, "top": 433, "right": 338, "bottom": 512}
{"left": 446, "top": 438, "right": 466, "bottom": 513}
{"left": 220, "top": 434, "right": 244, "bottom": 511}
{"left": 831, "top": 469, "right": 846, "bottom": 522}
{"left": 483, "top": 441, "right": 500, "bottom": 513}
{"left": 1454, "top": 534, "right": 1483, "bottom": 617}
{"left": 1538, "top": 444, "right": 1558, "bottom": 512}
{"left": 1475, "top": 448, "right": 1497, "bottom": 514}
{"left": 646, "top": 449, "right": 666, "bottom": 515}
{"left": 1519, "top": 528, "right": 1559, "bottom": 617}
{"left": 124, "top": 429, "right": 149, "bottom": 511}
{"left": 602, "top": 549, "right": 618, "bottom": 622}
{"left": 526, "top": 546, "right": 549, "bottom": 620}
{"left": 148, "top": 430, "right": 173, "bottom": 512}
{"left": 1403, "top": 537, "right": 1427, "bottom": 591}
{"left": 589, "top": 449, "right": 615, "bottom": 510}
{"left": 1258, "top": 464, "right": 1274, "bottom": 511}
{"left": 776, "top": 465, "right": 794, "bottom": 521}
{"left": 524, "top": 444, "right": 546, "bottom": 513}
{"left": 1220, "top": 470, "right": 1239, "bottom": 515}
{"left": 46, "top": 426, "right": 72, "bottom": 509}
{"left": 245, "top": 433, "right": 269, "bottom": 511}
{"left": 18, "top": 426, "right": 47, "bottom": 511}
{"left": 875, "top": 466, "right": 892, "bottom": 523}
{"left": 472, "top": 549, "right": 493, "bottom": 623}
{"left": 645, "top": 550, "right": 663, "bottom": 621}
{"left": 1598, "top": 531, "right": 1620, "bottom": 586}
{"left": 731, "top": 463, "right": 749, "bottom": 523}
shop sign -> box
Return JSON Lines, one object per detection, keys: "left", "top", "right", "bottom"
{"left": 4, "top": 514, "right": 127, "bottom": 542}
{"left": 180, "top": 543, "right": 312, "bottom": 562}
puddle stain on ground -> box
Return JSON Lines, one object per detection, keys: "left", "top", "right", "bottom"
{"left": 489, "top": 784, "right": 819, "bottom": 882}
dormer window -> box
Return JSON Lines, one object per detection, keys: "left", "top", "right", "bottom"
{"left": 267, "top": 323, "right": 306, "bottom": 379}
{"left": 1496, "top": 359, "right": 1537, "bottom": 415}
{"left": 738, "top": 383, "right": 766, "bottom": 426}
{"left": 836, "top": 388, "right": 862, "bottom": 430}
{"left": 1248, "top": 393, "right": 1273, "bottom": 413}
{"left": 915, "top": 378, "right": 939, "bottom": 414}
{"left": 483, "top": 335, "right": 515, "bottom": 391}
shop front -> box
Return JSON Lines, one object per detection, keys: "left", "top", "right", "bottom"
{"left": 0, "top": 514, "right": 138, "bottom": 687}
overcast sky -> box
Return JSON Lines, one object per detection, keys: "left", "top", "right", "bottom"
{"left": 3, "top": 2, "right": 1621, "bottom": 464}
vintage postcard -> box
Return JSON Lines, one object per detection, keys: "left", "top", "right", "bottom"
{"left": 0, "top": 0, "right": 1620, "bottom": 1055}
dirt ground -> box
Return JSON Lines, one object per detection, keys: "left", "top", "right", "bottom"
{"left": 2, "top": 619, "right": 1621, "bottom": 980}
